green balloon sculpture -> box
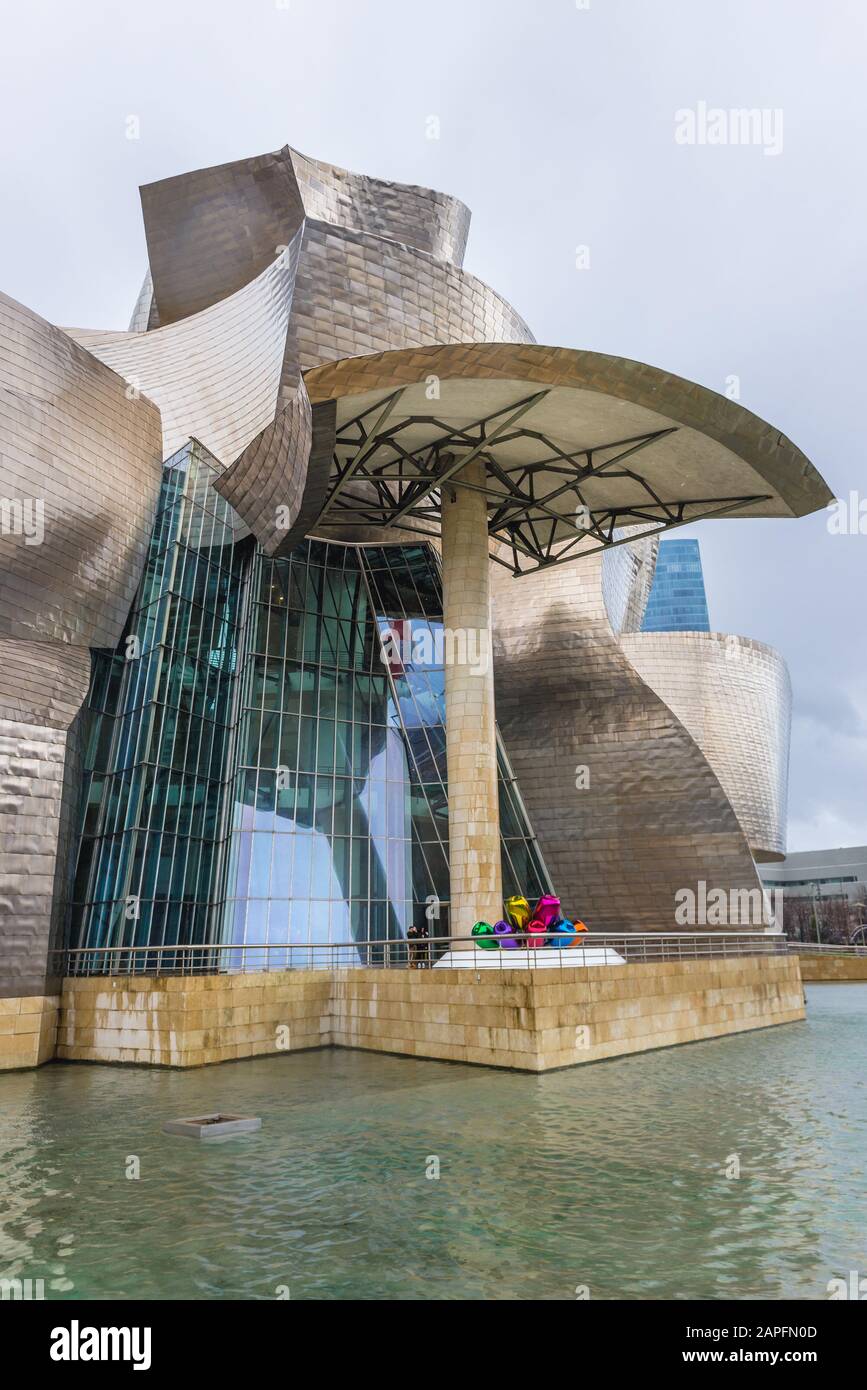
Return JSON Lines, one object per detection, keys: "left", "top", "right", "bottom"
{"left": 471, "top": 921, "right": 499, "bottom": 950}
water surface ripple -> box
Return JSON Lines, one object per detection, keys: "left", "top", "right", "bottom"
{"left": 0, "top": 984, "right": 864, "bottom": 1299}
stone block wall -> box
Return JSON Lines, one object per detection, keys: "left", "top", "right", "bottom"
{"left": 51, "top": 956, "right": 805, "bottom": 1072}
{"left": 331, "top": 956, "right": 804, "bottom": 1071}
{"left": 0, "top": 995, "right": 59, "bottom": 1071}
{"left": 57, "top": 973, "right": 332, "bottom": 1067}
{"left": 798, "top": 955, "right": 867, "bottom": 982}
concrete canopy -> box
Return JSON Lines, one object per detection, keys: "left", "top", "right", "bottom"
{"left": 304, "top": 343, "right": 833, "bottom": 574}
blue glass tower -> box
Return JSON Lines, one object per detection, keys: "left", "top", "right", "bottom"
{"left": 641, "top": 538, "right": 710, "bottom": 633}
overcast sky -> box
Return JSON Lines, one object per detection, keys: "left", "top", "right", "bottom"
{"left": 1, "top": 0, "right": 865, "bottom": 851}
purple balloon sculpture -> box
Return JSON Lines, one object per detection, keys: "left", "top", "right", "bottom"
{"left": 493, "top": 919, "right": 518, "bottom": 948}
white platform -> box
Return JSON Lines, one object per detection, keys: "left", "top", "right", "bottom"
{"left": 433, "top": 946, "right": 625, "bottom": 969}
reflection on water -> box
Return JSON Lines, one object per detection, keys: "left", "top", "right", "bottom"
{"left": 0, "top": 985, "right": 865, "bottom": 1300}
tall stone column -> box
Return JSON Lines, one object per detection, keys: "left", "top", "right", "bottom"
{"left": 440, "top": 458, "right": 502, "bottom": 941}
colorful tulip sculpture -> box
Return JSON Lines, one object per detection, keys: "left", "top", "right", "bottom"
{"left": 526, "top": 917, "right": 547, "bottom": 947}
{"left": 534, "top": 895, "right": 561, "bottom": 946}
{"left": 493, "top": 919, "right": 518, "bottom": 948}
{"left": 549, "top": 917, "right": 576, "bottom": 947}
{"left": 467, "top": 895, "right": 590, "bottom": 955}
{"left": 504, "top": 895, "right": 530, "bottom": 945}
{"left": 471, "top": 921, "right": 498, "bottom": 950}
{"left": 549, "top": 917, "right": 589, "bottom": 947}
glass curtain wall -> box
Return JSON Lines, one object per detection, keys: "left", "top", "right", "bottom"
{"left": 219, "top": 542, "right": 548, "bottom": 964}
{"left": 70, "top": 442, "right": 248, "bottom": 955}
{"left": 69, "top": 475, "right": 549, "bottom": 965}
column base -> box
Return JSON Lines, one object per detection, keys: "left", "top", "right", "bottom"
{"left": 0, "top": 995, "right": 60, "bottom": 1070}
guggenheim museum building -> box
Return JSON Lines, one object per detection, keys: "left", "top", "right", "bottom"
{"left": 0, "top": 144, "right": 832, "bottom": 1061}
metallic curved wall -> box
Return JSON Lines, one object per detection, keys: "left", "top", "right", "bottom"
{"left": 1, "top": 293, "right": 164, "bottom": 648}
{"left": 620, "top": 632, "right": 791, "bottom": 862}
{"left": 0, "top": 294, "right": 163, "bottom": 997}
{"left": 68, "top": 239, "right": 301, "bottom": 470}
{"left": 602, "top": 532, "right": 790, "bottom": 862}
{"left": 68, "top": 151, "right": 532, "bottom": 558}
{"left": 287, "top": 218, "right": 533, "bottom": 370}
{"left": 136, "top": 144, "right": 473, "bottom": 326}
{"left": 72, "top": 224, "right": 532, "bottom": 465}
{"left": 491, "top": 548, "right": 766, "bottom": 931}
{"left": 140, "top": 147, "right": 306, "bottom": 325}
{"left": 288, "top": 146, "right": 471, "bottom": 267}
{"left": 0, "top": 642, "right": 91, "bottom": 996}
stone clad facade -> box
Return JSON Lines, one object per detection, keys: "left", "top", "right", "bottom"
{"left": 56, "top": 956, "right": 805, "bottom": 1072}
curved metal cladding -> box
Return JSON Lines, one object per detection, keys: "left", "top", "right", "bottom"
{"left": 620, "top": 632, "right": 792, "bottom": 862}
{"left": 0, "top": 294, "right": 162, "bottom": 996}
{"left": 490, "top": 551, "right": 766, "bottom": 932}
{"left": 137, "top": 144, "right": 472, "bottom": 328}
{"left": 286, "top": 220, "right": 533, "bottom": 371}
{"left": 72, "top": 233, "right": 530, "bottom": 461}
{"left": 288, "top": 146, "right": 471, "bottom": 266}
{"left": 69, "top": 148, "right": 532, "bottom": 558}
{"left": 139, "top": 147, "right": 307, "bottom": 325}
{"left": 68, "top": 240, "right": 301, "bottom": 470}
{"left": 601, "top": 528, "right": 660, "bottom": 634}
{"left": 606, "top": 533, "right": 791, "bottom": 861}
{"left": 0, "top": 641, "right": 91, "bottom": 996}
{"left": 0, "top": 293, "right": 163, "bottom": 648}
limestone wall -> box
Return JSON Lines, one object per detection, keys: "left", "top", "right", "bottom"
{"left": 0, "top": 995, "right": 59, "bottom": 1071}
{"left": 57, "top": 974, "right": 332, "bottom": 1067}
{"left": 53, "top": 956, "right": 804, "bottom": 1072}
{"left": 332, "top": 956, "right": 803, "bottom": 1070}
{"left": 798, "top": 955, "right": 867, "bottom": 982}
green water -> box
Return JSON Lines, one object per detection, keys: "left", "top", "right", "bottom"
{"left": 1, "top": 984, "right": 865, "bottom": 1300}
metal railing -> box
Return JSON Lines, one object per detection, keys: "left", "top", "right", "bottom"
{"left": 786, "top": 941, "right": 867, "bottom": 956}
{"left": 56, "top": 930, "right": 788, "bottom": 979}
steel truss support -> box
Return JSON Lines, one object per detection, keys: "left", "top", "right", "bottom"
{"left": 319, "top": 394, "right": 772, "bottom": 576}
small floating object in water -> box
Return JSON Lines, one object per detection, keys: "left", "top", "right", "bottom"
{"left": 162, "top": 1113, "right": 262, "bottom": 1139}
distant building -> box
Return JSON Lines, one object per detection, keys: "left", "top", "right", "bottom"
{"left": 759, "top": 846, "right": 867, "bottom": 902}
{"left": 641, "top": 537, "right": 710, "bottom": 632}
{"left": 758, "top": 847, "right": 867, "bottom": 943}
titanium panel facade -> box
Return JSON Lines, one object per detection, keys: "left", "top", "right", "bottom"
{"left": 621, "top": 631, "right": 791, "bottom": 862}
{"left": 68, "top": 240, "right": 302, "bottom": 470}
{"left": 491, "top": 547, "right": 765, "bottom": 931}
{"left": 68, "top": 159, "right": 532, "bottom": 561}
{"left": 0, "top": 641, "right": 91, "bottom": 996}
{"left": 138, "top": 144, "right": 472, "bottom": 326}
{"left": 0, "top": 293, "right": 163, "bottom": 997}
{"left": 0, "top": 293, "right": 164, "bottom": 648}
{"left": 140, "top": 147, "right": 307, "bottom": 325}
{"left": 289, "top": 146, "right": 471, "bottom": 267}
